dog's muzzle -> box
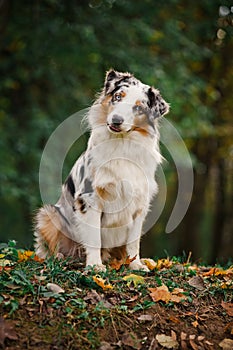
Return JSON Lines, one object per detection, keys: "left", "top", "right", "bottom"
{"left": 107, "top": 115, "right": 124, "bottom": 133}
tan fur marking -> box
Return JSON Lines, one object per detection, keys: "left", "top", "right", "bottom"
{"left": 135, "top": 100, "right": 141, "bottom": 106}
{"left": 132, "top": 209, "right": 143, "bottom": 220}
{"left": 132, "top": 126, "right": 150, "bottom": 137}
{"left": 36, "top": 206, "right": 84, "bottom": 259}
{"left": 96, "top": 184, "right": 117, "bottom": 201}
{"left": 36, "top": 206, "right": 60, "bottom": 255}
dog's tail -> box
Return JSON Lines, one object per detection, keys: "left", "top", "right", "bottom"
{"left": 34, "top": 205, "right": 84, "bottom": 259}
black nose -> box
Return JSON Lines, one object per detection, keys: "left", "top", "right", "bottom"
{"left": 112, "top": 115, "right": 124, "bottom": 126}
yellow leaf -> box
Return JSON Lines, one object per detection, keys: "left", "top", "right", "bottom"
{"left": 93, "top": 276, "right": 113, "bottom": 290}
{"left": 0, "top": 254, "right": 5, "bottom": 259}
{"left": 123, "top": 274, "right": 145, "bottom": 287}
{"left": 18, "top": 250, "right": 34, "bottom": 262}
{"left": 156, "top": 258, "right": 173, "bottom": 270}
{"left": 141, "top": 258, "right": 157, "bottom": 270}
{"left": 0, "top": 259, "right": 13, "bottom": 267}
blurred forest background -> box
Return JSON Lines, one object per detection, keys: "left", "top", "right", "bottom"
{"left": 0, "top": 0, "right": 232, "bottom": 263}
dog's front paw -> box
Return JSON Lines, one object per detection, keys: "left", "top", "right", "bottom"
{"left": 129, "top": 260, "right": 149, "bottom": 272}
{"left": 86, "top": 263, "right": 107, "bottom": 272}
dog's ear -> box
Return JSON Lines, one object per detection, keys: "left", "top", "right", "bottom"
{"left": 147, "top": 87, "right": 170, "bottom": 118}
{"left": 104, "top": 69, "right": 133, "bottom": 95}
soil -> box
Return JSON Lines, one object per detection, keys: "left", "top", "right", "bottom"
{"left": 0, "top": 257, "right": 232, "bottom": 350}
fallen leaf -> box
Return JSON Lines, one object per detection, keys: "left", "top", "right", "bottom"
{"left": 156, "top": 334, "right": 179, "bottom": 349}
{"left": 169, "top": 316, "right": 180, "bottom": 324}
{"left": 149, "top": 285, "right": 187, "bottom": 304}
{"left": 99, "top": 341, "right": 114, "bottom": 350}
{"left": 170, "top": 288, "right": 188, "bottom": 303}
{"left": 121, "top": 332, "right": 141, "bottom": 349}
{"left": 205, "top": 340, "right": 213, "bottom": 346}
{"left": 197, "top": 336, "right": 205, "bottom": 341}
{"left": 137, "top": 314, "right": 153, "bottom": 322}
{"left": 0, "top": 317, "right": 18, "bottom": 346}
{"left": 171, "top": 330, "right": 177, "bottom": 341}
{"left": 189, "top": 335, "right": 196, "bottom": 340}
{"left": 156, "top": 258, "right": 173, "bottom": 270}
{"left": 224, "top": 322, "right": 233, "bottom": 335}
{"left": 123, "top": 274, "right": 145, "bottom": 287}
{"left": 188, "top": 276, "right": 205, "bottom": 290}
{"left": 93, "top": 276, "right": 113, "bottom": 290}
{"left": 219, "top": 338, "right": 233, "bottom": 349}
{"left": 141, "top": 258, "right": 157, "bottom": 270}
{"left": 189, "top": 339, "right": 199, "bottom": 350}
{"left": 221, "top": 301, "right": 233, "bottom": 317}
{"left": 110, "top": 255, "right": 136, "bottom": 271}
{"left": 191, "top": 320, "right": 199, "bottom": 328}
{"left": 46, "top": 283, "right": 65, "bottom": 294}
{"left": 84, "top": 289, "right": 102, "bottom": 303}
{"left": 181, "top": 332, "right": 187, "bottom": 340}
{"left": 0, "top": 259, "right": 13, "bottom": 267}
{"left": 18, "top": 250, "right": 34, "bottom": 262}
{"left": 149, "top": 284, "right": 171, "bottom": 303}
{"left": 203, "top": 267, "right": 233, "bottom": 277}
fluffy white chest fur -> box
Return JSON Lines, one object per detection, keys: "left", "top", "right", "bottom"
{"left": 34, "top": 69, "right": 169, "bottom": 271}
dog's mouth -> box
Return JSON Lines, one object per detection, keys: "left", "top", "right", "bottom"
{"left": 107, "top": 123, "right": 122, "bottom": 133}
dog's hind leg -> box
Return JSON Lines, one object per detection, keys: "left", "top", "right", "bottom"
{"left": 34, "top": 205, "right": 82, "bottom": 260}
{"left": 34, "top": 205, "right": 62, "bottom": 258}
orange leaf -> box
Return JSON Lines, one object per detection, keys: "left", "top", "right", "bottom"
{"left": 109, "top": 255, "right": 136, "bottom": 270}
{"left": 33, "top": 255, "right": 44, "bottom": 263}
{"left": 149, "top": 285, "right": 188, "bottom": 304}
{"left": 93, "top": 276, "right": 113, "bottom": 290}
{"left": 192, "top": 320, "right": 199, "bottom": 328}
{"left": 203, "top": 267, "right": 233, "bottom": 277}
{"left": 18, "top": 250, "right": 34, "bottom": 262}
{"left": 149, "top": 285, "right": 171, "bottom": 303}
{"left": 221, "top": 301, "right": 233, "bottom": 317}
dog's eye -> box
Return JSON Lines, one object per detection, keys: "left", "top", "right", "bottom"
{"left": 114, "top": 93, "right": 122, "bottom": 102}
{"left": 134, "top": 105, "right": 143, "bottom": 113}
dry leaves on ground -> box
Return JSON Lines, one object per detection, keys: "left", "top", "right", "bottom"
{"left": 0, "top": 317, "right": 18, "bottom": 346}
{"left": 221, "top": 301, "right": 233, "bottom": 317}
{"left": 156, "top": 333, "right": 179, "bottom": 349}
{"left": 148, "top": 284, "right": 188, "bottom": 304}
{"left": 122, "top": 274, "right": 145, "bottom": 287}
{"left": 93, "top": 276, "right": 113, "bottom": 290}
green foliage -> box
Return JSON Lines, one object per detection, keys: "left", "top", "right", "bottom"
{"left": 0, "top": 0, "right": 232, "bottom": 261}
{"left": 0, "top": 253, "right": 232, "bottom": 348}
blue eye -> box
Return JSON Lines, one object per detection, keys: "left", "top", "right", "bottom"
{"left": 114, "top": 93, "right": 122, "bottom": 102}
{"left": 135, "top": 105, "right": 143, "bottom": 113}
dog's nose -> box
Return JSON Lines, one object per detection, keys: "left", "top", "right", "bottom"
{"left": 112, "top": 115, "right": 124, "bottom": 126}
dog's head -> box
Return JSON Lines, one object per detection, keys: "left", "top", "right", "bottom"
{"left": 100, "top": 69, "right": 169, "bottom": 136}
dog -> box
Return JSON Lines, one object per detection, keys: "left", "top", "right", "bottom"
{"left": 34, "top": 69, "right": 169, "bottom": 271}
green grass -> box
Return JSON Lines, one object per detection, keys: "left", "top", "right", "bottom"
{"left": 0, "top": 241, "right": 232, "bottom": 349}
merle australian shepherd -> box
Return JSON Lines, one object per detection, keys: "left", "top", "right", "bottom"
{"left": 34, "top": 69, "right": 169, "bottom": 271}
